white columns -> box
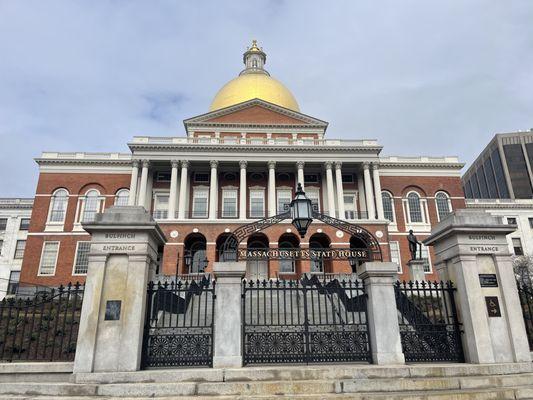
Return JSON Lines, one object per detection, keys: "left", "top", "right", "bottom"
{"left": 239, "top": 160, "right": 247, "bottom": 220}
{"left": 137, "top": 160, "right": 150, "bottom": 209}
{"left": 372, "top": 163, "right": 385, "bottom": 220}
{"left": 268, "top": 161, "right": 276, "bottom": 217}
{"left": 325, "top": 161, "right": 336, "bottom": 217}
{"left": 209, "top": 160, "right": 218, "bottom": 220}
{"left": 168, "top": 159, "right": 179, "bottom": 220}
{"left": 296, "top": 161, "right": 305, "bottom": 190}
{"left": 363, "top": 162, "right": 375, "bottom": 219}
{"left": 178, "top": 160, "right": 189, "bottom": 219}
{"left": 127, "top": 160, "right": 139, "bottom": 206}
{"left": 335, "top": 162, "right": 345, "bottom": 219}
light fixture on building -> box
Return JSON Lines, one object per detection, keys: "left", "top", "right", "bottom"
{"left": 184, "top": 252, "right": 192, "bottom": 267}
{"left": 290, "top": 183, "right": 313, "bottom": 238}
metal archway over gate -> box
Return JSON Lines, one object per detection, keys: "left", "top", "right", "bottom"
{"left": 220, "top": 211, "right": 383, "bottom": 264}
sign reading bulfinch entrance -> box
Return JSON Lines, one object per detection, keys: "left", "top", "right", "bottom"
{"left": 237, "top": 248, "right": 369, "bottom": 260}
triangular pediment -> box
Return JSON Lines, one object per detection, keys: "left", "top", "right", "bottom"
{"left": 183, "top": 99, "right": 328, "bottom": 129}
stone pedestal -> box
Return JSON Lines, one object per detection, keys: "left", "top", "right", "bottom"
{"left": 212, "top": 261, "right": 247, "bottom": 368}
{"left": 357, "top": 262, "right": 405, "bottom": 365}
{"left": 407, "top": 259, "right": 426, "bottom": 282}
{"left": 425, "top": 209, "right": 531, "bottom": 364}
{"left": 73, "top": 206, "right": 166, "bottom": 373}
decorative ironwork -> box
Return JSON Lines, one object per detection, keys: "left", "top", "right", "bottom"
{"left": 221, "top": 210, "right": 382, "bottom": 262}
{"left": 242, "top": 275, "right": 371, "bottom": 365}
{"left": 395, "top": 280, "right": 464, "bottom": 362}
{"left": 0, "top": 283, "right": 84, "bottom": 362}
{"left": 142, "top": 277, "right": 216, "bottom": 368}
{"left": 517, "top": 280, "right": 533, "bottom": 350}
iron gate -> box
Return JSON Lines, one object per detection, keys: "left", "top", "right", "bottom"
{"left": 395, "top": 281, "right": 464, "bottom": 362}
{"left": 516, "top": 280, "right": 533, "bottom": 350}
{"left": 141, "top": 277, "right": 215, "bottom": 368}
{"left": 242, "top": 275, "right": 371, "bottom": 365}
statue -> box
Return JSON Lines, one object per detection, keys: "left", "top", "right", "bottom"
{"left": 407, "top": 229, "right": 421, "bottom": 260}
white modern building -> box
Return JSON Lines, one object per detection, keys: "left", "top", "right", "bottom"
{"left": 0, "top": 198, "right": 33, "bottom": 299}
{"left": 466, "top": 198, "right": 533, "bottom": 257}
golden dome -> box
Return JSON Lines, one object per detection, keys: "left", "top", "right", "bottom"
{"left": 209, "top": 73, "right": 300, "bottom": 112}
{"left": 209, "top": 41, "right": 300, "bottom": 112}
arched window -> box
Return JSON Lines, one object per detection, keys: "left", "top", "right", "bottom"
{"left": 184, "top": 233, "right": 207, "bottom": 274}
{"left": 381, "top": 192, "right": 394, "bottom": 222}
{"left": 407, "top": 192, "right": 423, "bottom": 223}
{"left": 435, "top": 192, "right": 451, "bottom": 220}
{"left": 278, "top": 233, "right": 299, "bottom": 274}
{"left": 82, "top": 190, "right": 101, "bottom": 223}
{"left": 49, "top": 189, "right": 69, "bottom": 223}
{"left": 114, "top": 189, "right": 130, "bottom": 206}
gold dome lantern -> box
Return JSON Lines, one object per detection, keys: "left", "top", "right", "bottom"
{"left": 209, "top": 40, "right": 300, "bottom": 112}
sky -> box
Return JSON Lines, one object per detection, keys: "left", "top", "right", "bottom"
{"left": 0, "top": 0, "right": 532, "bottom": 197}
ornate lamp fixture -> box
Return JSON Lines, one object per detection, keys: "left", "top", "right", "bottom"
{"left": 290, "top": 183, "right": 313, "bottom": 238}
{"left": 184, "top": 252, "right": 192, "bottom": 267}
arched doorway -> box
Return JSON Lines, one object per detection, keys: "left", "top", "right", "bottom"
{"left": 349, "top": 235, "right": 370, "bottom": 273}
{"left": 246, "top": 233, "right": 269, "bottom": 280}
{"left": 309, "top": 233, "right": 331, "bottom": 273}
{"left": 184, "top": 233, "right": 207, "bottom": 274}
{"left": 216, "top": 233, "right": 233, "bottom": 262}
{"left": 278, "top": 233, "right": 300, "bottom": 275}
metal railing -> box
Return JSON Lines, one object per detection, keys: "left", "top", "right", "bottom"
{"left": 0, "top": 283, "right": 84, "bottom": 362}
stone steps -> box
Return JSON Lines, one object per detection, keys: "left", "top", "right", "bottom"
{"left": 1, "top": 363, "right": 533, "bottom": 399}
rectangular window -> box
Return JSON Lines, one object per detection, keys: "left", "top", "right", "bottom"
{"left": 513, "top": 238, "right": 524, "bottom": 256}
{"left": 7, "top": 271, "right": 20, "bottom": 295}
{"left": 529, "top": 218, "right": 533, "bottom": 228}
{"left": 249, "top": 190, "right": 265, "bottom": 218}
{"left": 420, "top": 245, "right": 431, "bottom": 273}
{"left": 344, "top": 194, "right": 357, "bottom": 219}
{"left": 504, "top": 144, "right": 533, "bottom": 199}
{"left": 277, "top": 189, "right": 292, "bottom": 214}
{"left": 73, "top": 242, "right": 91, "bottom": 275}
{"left": 39, "top": 242, "right": 59, "bottom": 275}
{"left": 14, "top": 240, "right": 26, "bottom": 259}
{"left": 304, "top": 174, "right": 319, "bottom": 184}
{"left": 490, "top": 149, "right": 509, "bottom": 198}
{"left": 222, "top": 189, "right": 238, "bottom": 218}
{"left": 156, "top": 171, "right": 171, "bottom": 182}
{"left": 507, "top": 217, "right": 517, "bottom": 225}
{"left": 192, "top": 188, "right": 209, "bottom": 218}
{"left": 19, "top": 218, "right": 30, "bottom": 230}
{"left": 193, "top": 173, "right": 209, "bottom": 183}
{"left": 153, "top": 194, "right": 169, "bottom": 219}
{"left": 390, "top": 241, "right": 402, "bottom": 273}
{"left": 342, "top": 174, "right": 354, "bottom": 183}
{"left": 306, "top": 188, "right": 320, "bottom": 212}
{"left": 483, "top": 157, "right": 498, "bottom": 198}
{"left": 0, "top": 218, "right": 7, "bottom": 231}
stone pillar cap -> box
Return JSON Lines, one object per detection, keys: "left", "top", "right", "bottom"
{"left": 357, "top": 262, "right": 399, "bottom": 280}
{"left": 213, "top": 261, "right": 247, "bottom": 278}
{"left": 424, "top": 209, "right": 516, "bottom": 246}
{"left": 82, "top": 206, "right": 167, "bottom": 244}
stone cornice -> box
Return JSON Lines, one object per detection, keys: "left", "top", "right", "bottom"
{"left": 35, "top": 158, "right": 133, "bottom": 167}
{"left": 380, "top": 162, "right": 464, "bottom": 170}
{"left": 0, "top": 198, "right": 34, "bottom": 209}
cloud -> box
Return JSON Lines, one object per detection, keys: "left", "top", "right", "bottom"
{"left": 0, "top": 0, "right": 532, "bottom": 196}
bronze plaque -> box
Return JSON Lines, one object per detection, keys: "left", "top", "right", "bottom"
{"left": 479, "top": 274, "right": 498, "bottom": 287}
{"left": 485, "top": 296, "right": 501, "bottom": 317}
{"left": 104, "top": 300, "right": 122, "bottom": 321}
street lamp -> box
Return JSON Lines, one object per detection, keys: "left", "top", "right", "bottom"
{"left": 290, "top": 183, "right": 313, "bottom": 238}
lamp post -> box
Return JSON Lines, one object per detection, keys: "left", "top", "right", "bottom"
{"left": 290, "top": 183, "right": 313, "bottom": 238}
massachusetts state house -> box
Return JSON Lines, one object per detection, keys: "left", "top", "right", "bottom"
{"left": 20, "top": 41, "right": 465, "bottom": 286}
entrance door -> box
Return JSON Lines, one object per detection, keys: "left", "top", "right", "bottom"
{"left": 246, "top": 258, "right": 268, "bottom": 280}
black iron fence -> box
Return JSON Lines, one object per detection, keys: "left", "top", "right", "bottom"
{"left": 142, "top": 277, "right": 216, "bottom": 368}
{"left": 0, "top": 283, "right": 84, "bottom": 362}
{"left": 517, "top": 280, "right": 533, "bottom": 350}
{"left": 395, "top": 280, "right": 464, "bottom": 363}
{"left": 242, "top": 275, "right": 371, "bottom": 365}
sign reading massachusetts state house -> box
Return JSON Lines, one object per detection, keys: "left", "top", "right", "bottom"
{"left": 238, "top": 248, "right": 369, "bottom": 260}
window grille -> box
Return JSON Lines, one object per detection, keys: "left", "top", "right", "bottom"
{"left": 408, "top": 192, "right": 423, "bottom": 223}
{"left": 73, "top": 242, "right": 91, "bottom": 274}
{"left": 14, "top": 240, "right": 26, "bottom": 259}
{"left": 39, "top": 242, "right": 59, "bottom": 275}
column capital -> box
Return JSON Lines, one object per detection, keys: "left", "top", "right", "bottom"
{"left": 296, "top": 161, "right": 305, "bottom": 169}
{"left": 363, "top": 161, "right": 371, "bottom": 170}
{"left": 131, "top": 160, "right": 140, "bottom": 168}
{"left": 170, "top": 159, "right": 180, "bottom": 169}
{"left": 141, "top": 159, "right": 150, "bottom": 168}
{"left": 210, "top": 160, "right": 219, "bottom": 169}
{"left": 324, "top": 161, "right": 333, "bottom": 170}
{"left": 239, "top": 160, "right": 248, "bottom": 169}
{"left": 180, "top": 160, "right": 190, "bottom": 169}
{"left": 371, "top": 162, "right": 380, "bottom": 170}
{"left": 267, "top": 160, "right": 276, "bottom": 169}
{"left": 334, "top": 161, "right": 342, "bottom": 170}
